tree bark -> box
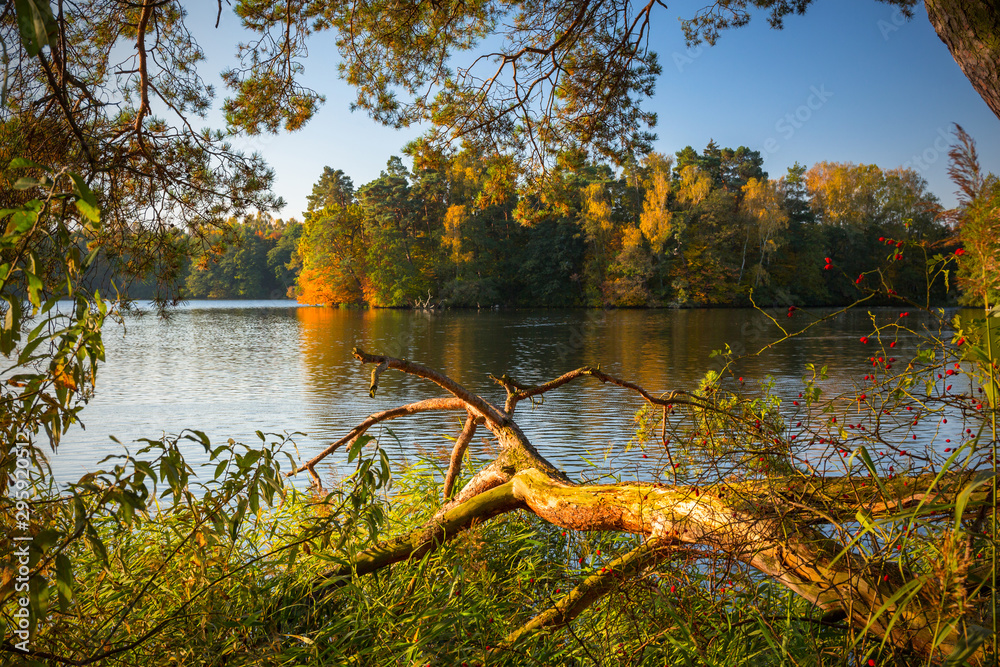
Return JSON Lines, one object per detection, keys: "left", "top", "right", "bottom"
{"left": 315, "top": 351, "right": 993, "bottom": 663}
{"left": 925, "top": 0, "right": 1000, "bottom": 121}
{"left": 443, "top": 413, "right": 477, "bottom": 499}
{"left": 323, "top": 466, "right": 989, "bottom": 661}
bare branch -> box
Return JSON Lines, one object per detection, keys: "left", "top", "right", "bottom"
{"left": 500, "top": 365, "right": 708, "bottom": 417}
{"left": 443, "top": 413, "right": 478, "bottom": 500}
{"left": 502, "top": 537, "right": 685, "bottom": 648}
{"left": 352, "top": 347, "right": 508, "bottom": 427}
{"left": 289, "top": 397, "right": 468, "bottom": 479}
{"left": 133, "top": 0, "right": 155, "bottom": 132}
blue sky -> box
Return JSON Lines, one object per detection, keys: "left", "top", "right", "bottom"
{"left": 186, "top": 0, "right": 1000, "bottom": 216}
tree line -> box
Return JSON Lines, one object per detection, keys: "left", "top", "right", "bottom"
{"left": 182, "top": 140, "right": 959, "bottom": 307}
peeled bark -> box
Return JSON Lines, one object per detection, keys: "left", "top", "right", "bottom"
{"left": 509, "top": 469, "right": 986, "bottom": 659}
{"left": 925, "top": 0, "right": 1000, "bottom": 120}
{"left": 443, "top": 413, "right": 478, "bottom": 499}
{"left": 307, "top": 351, "right": 992, "bottom": 663}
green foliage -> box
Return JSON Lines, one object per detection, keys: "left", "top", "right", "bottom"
{"left": 0, "top": 452, "right": 862, "bottom": 666}
{"left": 289, "top": 144, "right": 956, "bottom": 310}
{"left": 185, "top": 215, "right": 301, "bottom": 300}
{"left": 2, "top": 157, "right": 996, "bottom": 664}
{"left": 2, "top": 0, "right": 283, "bottom": 304}
{"left": 1, "top": 160, "right": 107, "bottom": 470}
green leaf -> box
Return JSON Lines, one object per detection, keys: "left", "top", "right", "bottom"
{"left": 13, "top": 0, "right": 58, "bottom": 57}
{"left": 73, "top": 199, "right": 100, "bottom": 225}
{"left": 1, "top": 39, "right": 9, "bottom": 111}
{"left": 86, "top": 526, "right": 109, "bottom": 565}
{"left": 27, "top": 531, "right": 58, "bottom": 558}
{"left": 348, "top": 434, "right": 373, "bottom": 463}
{"left": 230, "top": 497, "right": 248, "bottom": 541}
{"left": 7, "top": 157, "right": 48, "bottom": 171}
{"left": 943, "top": 624, "right": 991, "bottom": 666}
{"left": 17, "top": 334, "right": 46, "bottom": 364}
{"left": 26, "top": 271, "right": 43, "bottom": 307}
{"left": 69, "top": 173, "right": 100, "bottom": 225}
{"left": 240, "top": 450, "right": 262, "bottom": 469}
{"left": 54, "top": 554, "right": 73, "bottom": 611}
{"left": 3, "top": 296, "right": 21, "bottom": 331}
{"left": 854, "top": 446, "right": 888, "bottom": 497}
{"left": 82, "top": 246, "right": 100, "bottom": 270}
{"left": 6, "top": 209, "right": 37, "bottom": 236}
{"left": 953, "top": 473, "right": 996, "bottom": 531}
{"left": 13, "top": 176, "right": 41, "bottom": 190}
{"left": 249, "top": 484, "right": 259, "bottom": 514}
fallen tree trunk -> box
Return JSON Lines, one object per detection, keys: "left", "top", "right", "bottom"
{"left": 302, "top": 348, "right": 993, "bottom": 664}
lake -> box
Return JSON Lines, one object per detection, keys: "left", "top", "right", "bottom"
{"left": 51, "top": 301, "right": 962, "bottom": 487}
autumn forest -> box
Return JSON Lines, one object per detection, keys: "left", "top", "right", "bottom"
{"left": 182, "top": 141, "right": 957, "bottom": 308}
{"left": 4, "top": 0, "right": 1000, "bottom": 665}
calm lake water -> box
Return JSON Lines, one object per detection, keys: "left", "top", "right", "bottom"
{"left": 51, "top": 301, "right": 962, "bottom": 487}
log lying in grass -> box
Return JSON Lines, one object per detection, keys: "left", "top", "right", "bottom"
{"left": 300, "top": 348, "right": 992, "bottom": 664}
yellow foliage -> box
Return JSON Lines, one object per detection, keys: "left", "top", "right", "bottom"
{"left": 639, "top": 170, "right": 674, "bottom": 252}
{"left": 582, "top": 182, "right": 613, "bottom": 239}
{"left": 741, "top": 177, "right": 788, "bottom": 239}
{"left": 677, "top": 165, "right": 711, "bottom": 205}
{"left": 52, "top": 362, "right": 77, "bottom": 392}
{"left": 443, "top": 205, "right": 473, "bottom": 266}
{"left": 621, "top": 225, "right": 644, "bottom": 252}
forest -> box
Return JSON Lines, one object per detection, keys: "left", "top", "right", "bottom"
{"left": 184, "top": 144, "right": 956, "bottom": 308}
{"left": 3, "top": 0, "right": 1000, "bottom": 665}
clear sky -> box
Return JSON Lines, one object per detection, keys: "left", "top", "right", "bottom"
{"left": 185, "top": 0, "right": 1000, "bottom": 217}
